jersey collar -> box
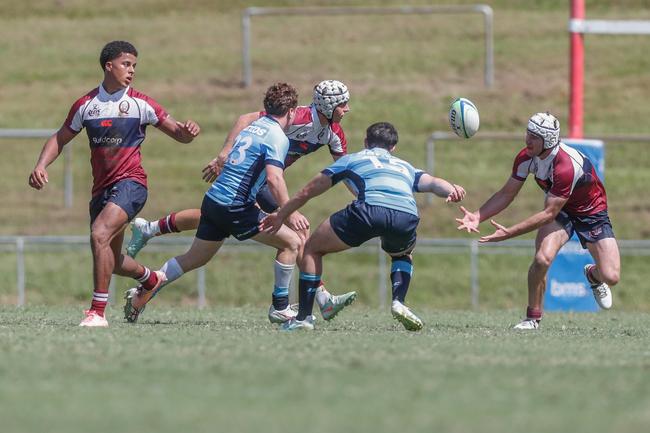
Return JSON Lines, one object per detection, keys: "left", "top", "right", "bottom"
{"left": 310, "top": 104, "right": 324, "bottom": 128}
{"left": 369, "top": 147, "right": 391, "bottom": 157}
{"left": 98, "top": 83, "right": 129, "bottom": 102}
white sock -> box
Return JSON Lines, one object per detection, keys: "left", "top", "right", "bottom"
{"left": 159, "top": 257, "right": 184, "bottom": 289}
{"left": 148, "top": 220, "right": 161, "bottom": 237}
{"left": 315, "top": 285, "right": 330, "bottom": 308}
{"left": 273, "top": 260, "right": 294, "bottom": 298}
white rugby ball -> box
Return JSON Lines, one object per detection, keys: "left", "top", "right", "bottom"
{"left": 449, "top": 97, "right": 480, "bottom": 138}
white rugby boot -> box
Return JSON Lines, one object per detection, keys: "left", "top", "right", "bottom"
{"left": 281, "top": 315, "right": 316, "bottom": 331}
{"left": 513, "top": 318, "right": 540, "bottom": 330}
{"left": 391, "top": 300, "right": 423, "bottom": 331}
{"left": 79, "top": 309, "right": 109, "bottom": 327}
{"left": 584, "top": 265, "right": 612, "bottom": 310}
{"left": 268, "top": 304, "right": 298, "bottom": 324}
{"left": 126, "top": 218, "right": 153, "bottom": 258}
{"left": 317, "top": 287, "right": 357, "bottom": 321}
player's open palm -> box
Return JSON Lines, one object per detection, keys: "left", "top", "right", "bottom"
{"left": 201, "top": 157, "right": 221, "bottom": 183}
{"left": 479, "top": 220, "right": 510, "bottom": 243}
{"left": 456, "top": 206, "right": 480, "bottom": 233}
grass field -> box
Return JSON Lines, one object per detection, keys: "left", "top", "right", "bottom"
{"left": 1, "top": 306, "right": 649, "bottom": 433}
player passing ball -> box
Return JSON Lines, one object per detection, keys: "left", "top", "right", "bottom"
{"left": 456, "top": 112, "right": 620, "bottom": 330}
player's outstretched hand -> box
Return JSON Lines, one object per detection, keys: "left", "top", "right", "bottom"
{"left": 259, "top": 212, "right": 284, "bottom": 235}
{"left": 29, "top": 166, "right": 48, "bottom": 190}
{"left": 446, "top": 184, "right": 466, "bottom": 203}
{"left": 286, "top": 211, "right": 310, "bottom": 233}
{"left": 201, "top": 157, "right": 220, "bottom": 183}
{"left": 177, "top": 120, "right": 201, "bottom": 141}
{"left": 479, "top": 219, "right": 510, "bottom": 243}
{"left": 455, "top": 206, "right": 480, "bottom": 233}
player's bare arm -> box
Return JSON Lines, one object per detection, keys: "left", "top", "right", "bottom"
{"left": 29, "top": 127, "right": 78, "bottom": 190}
{"left": 479, "top": 193, "right": 567, "bottom": 243}
{"left": 201, "top": 111, "right": 262, "bottom": 183}
{"left": 263, "top": 164, "right": 310, "bottom": 233}
{"left": 456, "top": 176, "right": 524, "bottom": 233}
{"left": 416, "top": 173, "right": 466, "bottom": 202}
{"left": 157, "top": 117, "right": 200, "bottom": 143}
{"left": 261, "top": 173, "right": 332, "bottom": 234}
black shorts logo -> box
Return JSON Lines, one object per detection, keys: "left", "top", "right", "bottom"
{"left": 590, "top": 226, "right": 603, "bottom": 237}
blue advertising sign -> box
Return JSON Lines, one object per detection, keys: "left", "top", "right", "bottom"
{"left": 544, "top": 139, "right": 605, "bottom": 312}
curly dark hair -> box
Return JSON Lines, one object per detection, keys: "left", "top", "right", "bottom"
{"left": 99, "top": 41, "right": 138, "bottom": 70}
{"left": 263, "top": 82, "right": 299, "bottom": 116}
{"left": 366, "top": 122, "right": 399, "bottom": 150}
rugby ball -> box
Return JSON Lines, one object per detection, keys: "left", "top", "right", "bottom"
{"left": 449, "top": 98, "right": 480, "bottom": 138}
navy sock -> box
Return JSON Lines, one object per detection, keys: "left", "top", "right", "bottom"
{"left": 297, "top": 272, "right": 321, "bottom": 320}
{"left": 390, "top": 256, "right": 413, "bottom": 302}
{"left": 272, "top": 295, "right": 289, "bottom": 310}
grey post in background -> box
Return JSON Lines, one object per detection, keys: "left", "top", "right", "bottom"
{"left": 242, "top": 5, "right": 494, "bottom": 88}
{"left": 1, "top": 129, "right": 72, "bottom": 208}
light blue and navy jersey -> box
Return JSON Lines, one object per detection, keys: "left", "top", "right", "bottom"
{"left": 322, "top": 147, "right": 424, "bottom": 216}
{"left": 206, "top": 116, "right": 289, "bottom": 207}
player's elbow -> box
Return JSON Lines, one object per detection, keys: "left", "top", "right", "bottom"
{"left": 266, "top": 172, "right": 282, "bottom": 188}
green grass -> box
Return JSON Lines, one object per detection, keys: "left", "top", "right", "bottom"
{"left": 1, "top": 306, "right": 649, "bottom": 433}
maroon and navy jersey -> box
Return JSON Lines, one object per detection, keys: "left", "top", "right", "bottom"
{"left": 511, "top": 142, "right": 608, "bottom": 216}
{"left": 64, "top": 84, "right": 168, "bottom": 196}
{"left": 259, "top": 105, "right": 346, "bottom": 168}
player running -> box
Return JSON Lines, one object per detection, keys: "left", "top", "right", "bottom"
{"left": 261, "top": 122, "right": 466, "bottom": 331}
{"left": 456, "top": 112, "right": 620, "bottom": 330}
{"left": 123, "top": 83, "right": 354, "bottom": 325}
{"left": 126, "top": 79, "right": 351, "bottom": 257}
{"left": 28, "top": 40, "right": 200, "bottom": 327}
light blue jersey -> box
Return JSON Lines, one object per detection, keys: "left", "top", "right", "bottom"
{"left": 207, "top": 116, "right": 289, "bottom": 207}
{"left": 322, "top": 147, "right": 424, "bottom": 216}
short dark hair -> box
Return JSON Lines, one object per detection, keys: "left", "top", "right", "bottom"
{"left": 366, "top": 122, "right": 398, "bottom": 150}
{"left": 263, "top": 82, "right": 299, "bottom": 116}
{"left": 99, "top": 41, "right": 138, "bottom": 70}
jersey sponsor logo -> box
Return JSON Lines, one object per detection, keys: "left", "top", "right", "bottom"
{"left": 100, "top": 119, "right": 113, "bottom": 127}
{"left": 92, "top": 136, "right": 123, "bottom": 146}
{"left": 243, "top": 125, "right": 267, "bottom": 136}
{"left": 119, "top": 100, "right": 130, "bottom": 116}
{"left": 88, "top": 104, "right": 101, "bottom": 117}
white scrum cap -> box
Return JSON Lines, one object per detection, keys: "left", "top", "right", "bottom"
{"left": 313, "top": 80, "right": 349, "bottom": 119}
{"left": 527, "top": 112, "right": 560, "bottom": 149}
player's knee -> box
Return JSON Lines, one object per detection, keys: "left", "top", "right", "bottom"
{"left": 283, "top": 232, "right": 304, "bottom": 257}
{"left": 532, "top": 252, "right": 553, "bottom": 270}
{"left": 600, "top": 267, "right": 620, "bottom": 286}
{"left": 90, "top": 227, "right": 111, "bottom": 247}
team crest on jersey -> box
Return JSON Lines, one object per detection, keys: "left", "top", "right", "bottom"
{"left": 87, "top": 104, "right": 101, "bottom": 117}
{"left": 118, "top": 101, "right": 130, "bottom": 116}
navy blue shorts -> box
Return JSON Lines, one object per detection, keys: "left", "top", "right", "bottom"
{"left": 329, "top": 201, "right": 419, "bottom": 254}
{"left": 556, "top": 209, "right": 615, "bottom": 249}
{"left": 89, "top": 179, "right": 147, "bottom": 224}
{"left": 255, "top": 184, "right": 279, "bottom": 213}
{"left": 196, "top": 196, "right": 265, "bottom": 242}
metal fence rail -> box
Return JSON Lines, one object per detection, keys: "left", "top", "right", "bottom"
{"left": 0, "top": 128, "right": 73, "bottom": 208}
{"left": 241, "top": 4, "right": 494, "bottom": 87}
{"left": 2, "top": 236, "right": 649, "bottom": 309}
{"left": 425, "top": 131, "right": 650, "bottom": 204}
